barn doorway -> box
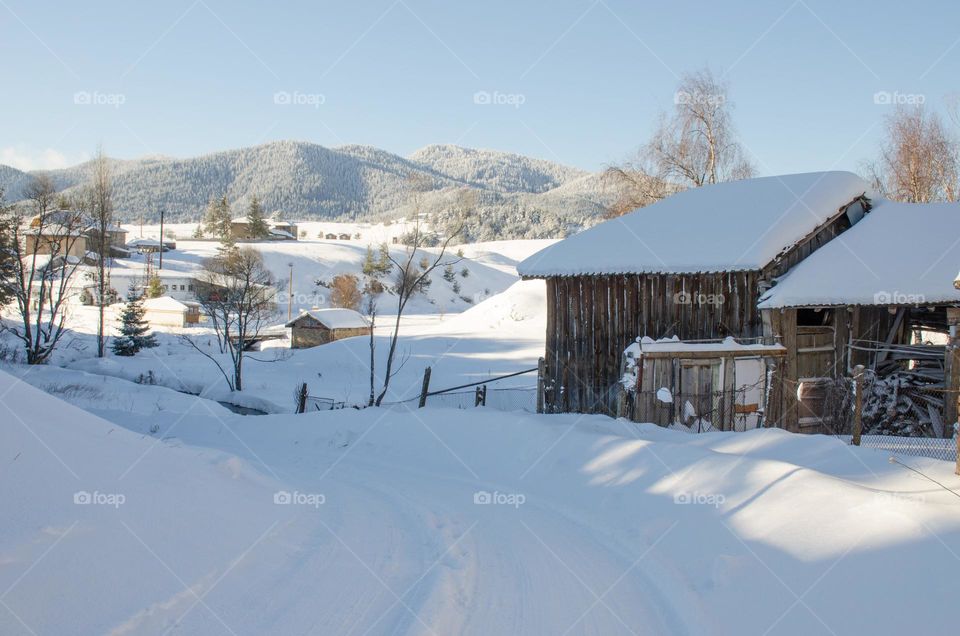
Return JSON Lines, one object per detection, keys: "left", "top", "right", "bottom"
{"left": 795, "top": 309, "right": 837, "bottom": 433}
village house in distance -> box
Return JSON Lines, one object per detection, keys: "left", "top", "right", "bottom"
{"left": 519, "top": 171, "right": 960, "bottom": 436}
{"left": 285, "top": 308, "right": 372, "bottom": 349}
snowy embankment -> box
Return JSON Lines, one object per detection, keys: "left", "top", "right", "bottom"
{"left": 3, "top": 368, "right": 960, "bottom": 635}
{"left": 61, "top": 278, "right": 547, "bottom": 410}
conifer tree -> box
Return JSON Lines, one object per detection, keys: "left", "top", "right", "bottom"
{"left": 204, "top": 195, "right": 232, "bottom": 240}
{"left": 246, "top": 195, "right": 270, "bottom": 239}
{"left": 112, "top": 288, "right": 158, "bottom": 356}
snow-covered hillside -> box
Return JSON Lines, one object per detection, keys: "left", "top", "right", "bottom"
{"left": 3, "top": 368, "right": 959, "bottom": 635}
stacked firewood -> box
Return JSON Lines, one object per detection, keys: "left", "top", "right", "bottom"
{"left": 862, "top": 369, "right": 946, "bottom": 437}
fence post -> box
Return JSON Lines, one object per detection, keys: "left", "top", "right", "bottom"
{"left": 418, "top": 366, "right": 432, "bottom": 408}
{"left": 296, "top": 382, "right": 308, "bottom": 414}
{"left": 852, "top": 364, "right": 864, "bottom": 446}
{"left": 537, "top": 357, "right": 545, "bottom": 414}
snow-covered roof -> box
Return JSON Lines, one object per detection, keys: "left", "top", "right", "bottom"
{"left": 517, "top": 171, "right": 871, "bottom": 277}
{"left": 285, "top": 308, "right": 370, "bottom": 330}
{"left": 143, "top": 296, "right": 192, "bottom": 312}
{"left": 759, "top": 199, "right": 960, "bottom": 308}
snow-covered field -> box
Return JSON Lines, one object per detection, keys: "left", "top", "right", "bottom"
{"left": 3, "top": 235, "right": 960, "bottom": 635}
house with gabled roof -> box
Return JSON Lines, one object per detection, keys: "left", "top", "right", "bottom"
{"left": 284, "top": 308, "right": 371, "bottom": 349}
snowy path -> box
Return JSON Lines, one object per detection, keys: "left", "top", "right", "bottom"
{"left": 129, "top": 458, "right": 683, "bottom": 635}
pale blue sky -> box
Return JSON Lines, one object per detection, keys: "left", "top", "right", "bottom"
{"left": 2, "top": 0, "right": 958, "bottom": 173}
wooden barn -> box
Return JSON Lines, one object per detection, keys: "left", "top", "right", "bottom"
{"left": 285, "top": 308, "right": 371, "bottom": 349}
{"left": 518, "top": 171, "right": 875, "bottom": 428}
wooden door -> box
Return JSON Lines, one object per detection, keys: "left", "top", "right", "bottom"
{"left": 677, "top": 360, "right": 718, "bottom": 426}
{"left": 796, "top": 326, "right": 836, "bottom": 433}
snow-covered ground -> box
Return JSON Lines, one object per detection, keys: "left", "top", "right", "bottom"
{"left": 4, "top": 235, "right": 960, "bottom": 635}
{"left": 3, "top": 367, "right": 960, "bottom": 635}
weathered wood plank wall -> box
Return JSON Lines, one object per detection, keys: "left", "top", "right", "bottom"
{"left": 543, "top": 271, "right": 762, "bottom": 414}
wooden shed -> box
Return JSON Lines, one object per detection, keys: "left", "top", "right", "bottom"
{"left": 758, "top": 200, "right": 960, "bottom": 435}
{"left": 518, "top": 171, "right": 873, "bottom": 426}
{"left": 285, "top": 308, "right": 371, "bottom": 349}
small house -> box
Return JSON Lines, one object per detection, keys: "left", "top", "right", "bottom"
{"left": 25, "top": 210, "right": 128, "bottom": 258}
{"left": 229, "top": 218, "right": 298, "bottom": 241}
{"left": 285, "top": 308, "right": 371, "bottom": 349}
{"left": 338, "top": 233, "right": 351, "bottom": 240}
{"left": 141, "top": 296, "right": 201, "bottom": 328}
{"left": 270, "top": 220, "right": 298, "bottom": 240}
{"left": 325, "top": 233, "right": 338, "bottom": 240}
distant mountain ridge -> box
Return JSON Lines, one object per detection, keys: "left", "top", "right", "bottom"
{"left": 0, "top": 141, "right": 613, "bottom": 240}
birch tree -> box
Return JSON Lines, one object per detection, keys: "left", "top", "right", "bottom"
{"left": 604, "top": 68, "right": 755, "bottom": 216}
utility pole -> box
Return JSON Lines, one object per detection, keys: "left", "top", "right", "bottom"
{"left": 287, "top": 262, "right": 294, "bottom": 321}
{"left": 158, "top": 208, "right": 165, "bottom": 270}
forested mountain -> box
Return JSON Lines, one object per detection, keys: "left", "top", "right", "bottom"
{"left": 0, "top": 141, "right": 613, "bottom": 239}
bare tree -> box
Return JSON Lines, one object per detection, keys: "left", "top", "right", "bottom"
{"left": 866, "top": 105, "right": 958, "bottom": 203}
{"left": 87, "top": 146, "right": 114, "bottom": 358}
{"left": 374, "top": 178, "right": 464, "bottom": 406}
{"left": 604, "top": 68, "right": 755, "bottom": 216}
{"left": 1, "top": 175, "right": 86, "bottom": 364}
{"left": 186, "top": 247, "right": 277, "bottom": 391}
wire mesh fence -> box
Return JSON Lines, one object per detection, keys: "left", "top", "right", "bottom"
{"left": 792, "top": 374, "right": 957, "bottom": 462}
{"left": 836, "top": 434, "right": 957, "bottom": 462}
